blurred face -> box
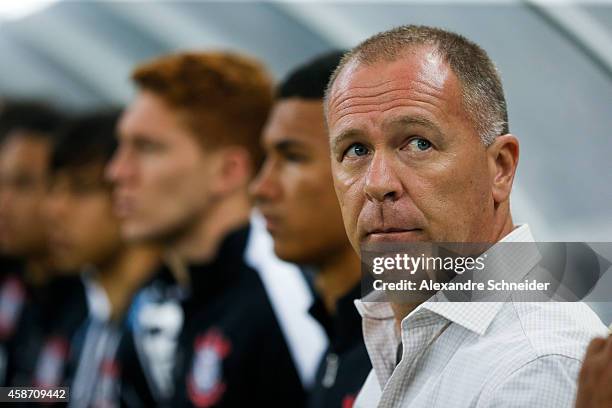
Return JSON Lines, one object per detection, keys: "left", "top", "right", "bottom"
{"left": 250, "top": 99, "right": 350, "bottom": 265}
{"left": 0, "top": 133, "right": 50, "bottom": 256}
{"left": 107, "top": 91, "right": 220, "bottom": 243}
{"left": 45, "top": 164, "right": 121, "bottom": 271}
{"left": 327, "top": 47, "right": 496, "bottom": 254}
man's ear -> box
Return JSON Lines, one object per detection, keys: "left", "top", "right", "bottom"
{"left": 487, "top": 134, "right": 519, "bottom": 206}
{"left": 210, "top": 146, "right": 252, "bottom": 196}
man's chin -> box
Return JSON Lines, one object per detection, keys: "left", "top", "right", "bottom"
{"left": 120, "top": 218, "right": 194, "bottom": 248}
{"left": 273, "top": 243, "right": 319, "bottom": 266}
{"left": 120, "top": 223, "right": 164, "bottom": 245}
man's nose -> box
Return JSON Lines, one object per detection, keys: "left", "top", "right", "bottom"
{"left": 249, "top": 160, "right": 280, "bottom": 204}
{"left": 363, "top": 151, "right": 403, "bottom": 203}
{"left": 105, "top": 147, "right": 133, "bottom": 185}
{"left": 43, "top": 192, "right": 69, "bottom": 222}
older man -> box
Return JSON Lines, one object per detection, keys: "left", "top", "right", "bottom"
{"left": 324, "top": 25, "right": 607, "bottom": 407}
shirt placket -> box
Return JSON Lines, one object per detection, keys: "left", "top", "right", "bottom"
{"left": 378, "top": 314, "right": 449, "bottom": 408}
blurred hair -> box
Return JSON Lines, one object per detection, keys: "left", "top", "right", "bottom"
{"left": 131, "top": 51, "right": 274, "bottom": 171}
{"left": 278, "top": 50, "right": 346, "bottom": 100}
{"left": 51, "top": 110, "right": 120, "bottom": 173}
{"left": 325, "top": 25, "right": 508, "bottom": 145}
{"left": 0, "top": 100, "right": 66, "bottom": 144}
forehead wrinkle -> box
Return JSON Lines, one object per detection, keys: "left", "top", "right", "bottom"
{"left": 334, "top": 88, "right": 446, "bottom": 116}
{"left": 328, "top": 78, "right": 399, "bottom": 110}
{"left": 331, "top": 90, "right": 448, "bottom": 129}
{"left": 332, "top": 76, "right": 445, "bottom": 114}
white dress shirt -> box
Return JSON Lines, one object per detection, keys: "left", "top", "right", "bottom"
{"left": 354, "top": 225, "right": 608, "bottom": 407}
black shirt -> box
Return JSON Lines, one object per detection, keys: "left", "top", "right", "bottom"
{"left": 173, "top": 225, "right": 306, "bottom": 407}
{"left": 307, "top": 284, "right": 371, "bottom": 408}
{"left": 6, "top": 270, "right": 88, "bottom": 389}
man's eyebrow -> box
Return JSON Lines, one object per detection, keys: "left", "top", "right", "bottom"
{"left": 130, "top": 133, "right": 164, "bottom": 145}
{"left": 272, "top": 138, "right": 308, "bottom": 153}
{"left": 330, "top": 128, "right": 364, "bottom": 152}
{"left": 383, "top": 115, "right": 442, "bottom": 136}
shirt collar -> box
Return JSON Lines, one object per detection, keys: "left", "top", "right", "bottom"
{"left": 356, "top": 224, "right": 539, "bottom": 336}
{"left": 423, "top": 224, "right": 539, "bottom": 335}
{"left": 309, "top": 283, "right": 363, "bottom": 352}
{"left": 187, "top": 224, "right": 251, "bottom": 301}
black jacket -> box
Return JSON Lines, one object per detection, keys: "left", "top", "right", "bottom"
{"left": 173, "top": 225, "right": 306, "bottom": 407}
{"left": 307, "top": 284, "right": 371, "bottom": 408}
{"left": 118, "top": 225, "right": 306, "bottom": 408}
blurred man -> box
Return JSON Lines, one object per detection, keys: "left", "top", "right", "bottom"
{"left": 39, "top": 111, "right": 159, "bottom": 405}
{"left": 251, "top": 51, "right": 370, "bottom": 408}
{"left": 107, "top": 52, "right": 321, "bottom": 407}
{"left": 0, "top": 101, "right": 65, "bottom": 385}
{"left": 325, "top": 25, "right": 608, "bottom": 407}
{"left": 0, "top": 102, "right": 64, "bottom": 275}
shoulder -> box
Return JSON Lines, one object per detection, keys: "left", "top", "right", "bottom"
{"left": 471, "top": 302, "right": 607, "bottom": 406}
{"left": 505, "top": 301, "right": 607, "bottom": 359}
{"left": 477, "top": 354, "right": 583, "bottom": 408}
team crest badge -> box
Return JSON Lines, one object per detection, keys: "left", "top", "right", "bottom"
{"left": 342, "top": 394, "right": 357, "bottom": 408}
{"left": 187, "top": 329, "right": 232, "bottom": 407}
{"left": 34, "top": 336, "right": 69, "bottom": 387}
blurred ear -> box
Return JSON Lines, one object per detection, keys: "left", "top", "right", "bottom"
{"left": 487, "top": 134, "right": 519, "bottom": 206}
{"left": 209, "top": 146, "right": 252, "bottom": 196}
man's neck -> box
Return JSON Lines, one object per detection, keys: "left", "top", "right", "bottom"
{"left": 96, "top": 244, "right": 160, "bottom": 321}
{"left": 173, "top": 191, "right": 251, "bottom": 264}
{"left": 314, "top": 245, "right": 362, "bottom": 314}
{"left": 391, "top": 214, "right": 516, "bottom": 329}
{"left": 24, "top": 254, "right": 53, "bottom": 287}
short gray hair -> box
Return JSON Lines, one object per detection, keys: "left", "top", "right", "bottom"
{"left": 325, "top": 25, "right": 508, "bottom": 146}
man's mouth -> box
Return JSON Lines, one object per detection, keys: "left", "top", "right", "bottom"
{"left": 113, "top": 196, "right": 135, "bottom": 218}
{"left": 365, "top": 228, "right": 423, "bottom": 242}
{"left": 261, "top": 213, "right": 282, "bottom": 233}
{"left": 49, "top": 235, "right": 72, "bottom": 253}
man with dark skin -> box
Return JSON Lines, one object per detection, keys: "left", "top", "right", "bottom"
{"left": 251, "top": 51, "right": 370, "bottom": 408}
{"left": 325, "top": 25, "right": 607, "bottom": 407}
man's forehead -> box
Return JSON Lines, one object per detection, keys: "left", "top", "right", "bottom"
{"left": 1, "top": 133, "right": 50, "bottom": 160}
{"left": 329, "top": 48, "right": 449, "bottom": 106}
{"left": 326, "top": 49, "right": 459, "bottom": 135}
{"left": 120, "top": 91, "right": 174, "bottom": 129}
{"left": 264, "top": 99, "right": 327, "bottom": 144}
{"left": 337, "top": 51, "right": 447, "bottom": 90}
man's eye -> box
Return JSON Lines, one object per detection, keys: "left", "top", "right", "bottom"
{"left": 407, "top": 138, "right": 432, "bottom": 152}
{"left": 344, "top": 143, "right": 369, "bottom": 158}
{"left": 134, "top": 139, "right": 162, "bottom": 153}
{"left": 284, "top": 151, "right": 308, "bottom": 163}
